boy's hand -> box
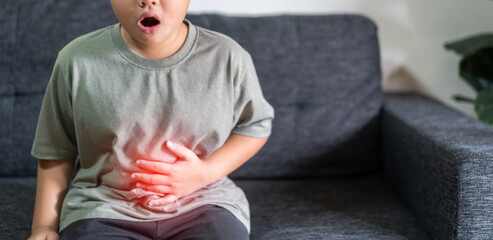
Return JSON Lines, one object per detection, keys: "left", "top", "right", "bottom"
{"left": 28, "top": 226, "right": 59, "bottom": 240}
{"left": 131, "top": 141, "right": 213, "bottom": 206}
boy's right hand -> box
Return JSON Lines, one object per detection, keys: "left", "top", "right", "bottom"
{"left": 28, "top": 226, "right": 59, "bottom": 240}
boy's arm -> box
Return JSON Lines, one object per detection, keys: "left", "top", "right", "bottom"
{"left": 132, "top": 134, "right": 268, "bottom": 205}
{"left": 203, "top": 134, "right": 268, "bottom": 182}
{"left": 29, "top": 159, "right": 74, "bottom": 238}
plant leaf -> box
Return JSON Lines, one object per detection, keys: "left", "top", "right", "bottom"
{"left": 475, "top": 89, "right": 493, "bottom": 125}
{"left": 445, "top": 33, "right": 493, "bottom": 55}
{"left": 459, "top": 47, "right": 493, "bottom": 92}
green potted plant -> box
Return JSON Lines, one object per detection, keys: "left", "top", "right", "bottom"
{"left": 445, "top": 34, "right": 493, "bottom": 125}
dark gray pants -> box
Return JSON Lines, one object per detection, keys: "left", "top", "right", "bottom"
{"left": 59, "top": 205, "right": 249, "bottom": 240}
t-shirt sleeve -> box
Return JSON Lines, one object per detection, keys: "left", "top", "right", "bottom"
{"left": 31, "top": 56, "right": 78, "bottom": 160}
{"left": 231, "top": 53, "right": 274, "bottom": 138}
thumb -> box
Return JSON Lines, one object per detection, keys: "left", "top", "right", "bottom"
{"left": 166, "top": 141, "right": 193, "bottom": 160}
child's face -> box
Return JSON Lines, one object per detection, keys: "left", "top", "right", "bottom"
{"left": 110, "top": 0, "right": 190, "bottom": 46}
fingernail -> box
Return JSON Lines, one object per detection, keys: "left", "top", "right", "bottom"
{"left": 167, "top": 141, "right": 174, "bottom": 147}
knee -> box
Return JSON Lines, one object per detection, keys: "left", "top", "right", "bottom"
{"left": 192, "top": 207, "right": 249, "bottom": 240}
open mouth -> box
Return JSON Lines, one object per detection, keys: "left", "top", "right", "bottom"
{"left": 138, "top": 15, "right": 160, "bottom": 33}
{"left": 140, "top": 17, "right": 160, "bottom": 27}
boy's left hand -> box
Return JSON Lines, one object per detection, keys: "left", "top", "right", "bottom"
{"left": 131, "top": 141, "right": 213, "bottom": 206}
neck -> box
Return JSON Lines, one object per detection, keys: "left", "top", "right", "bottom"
{"left": 122, "top": 22, "right": 188, "bottom": 59}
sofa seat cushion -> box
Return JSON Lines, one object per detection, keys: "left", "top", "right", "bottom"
{"left": 237, "top": 175, "right": 429, "bottom": 240}
{"left": 0, "top": 176, "right": 429, "bottom": 239}
{"left": 0, "top": 177, "right": 36, "bottom": 240}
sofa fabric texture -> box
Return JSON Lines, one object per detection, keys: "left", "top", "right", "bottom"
{"left": 382, "top": 93, "right": 493, "bottom": 240}
{"left": 1, "top": 1, "right": 492, "bottom": 239}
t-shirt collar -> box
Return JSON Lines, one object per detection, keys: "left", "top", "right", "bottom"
{"left": 111, "top": 19, "right": 197, "bottom": 69}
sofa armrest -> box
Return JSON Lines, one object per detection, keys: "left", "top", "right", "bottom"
{"left": 380, "top": 92, "right": 493, "bottom": 240}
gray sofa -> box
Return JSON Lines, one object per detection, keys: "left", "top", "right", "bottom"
{"left": 2, "top": 1, "right": 493, "bottom": 240}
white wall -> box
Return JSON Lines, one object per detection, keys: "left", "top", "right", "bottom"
{"left": 189, "top": 0, "right": 493, "bottom": 117}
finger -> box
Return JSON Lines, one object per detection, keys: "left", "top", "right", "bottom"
{"left": 132, "top": 173, "right": 171, "bottom": 185}
{"left": 166, "top": 141, "right": 194, "bottom": 160}
{"left": 149, "top": 194, "right": 178, "bottom": 206}
{"left": 136, "top": 160, "right": 173, "bottom": 174}
{"left": 136, "top": 182, "right": 173, "bottom": 194}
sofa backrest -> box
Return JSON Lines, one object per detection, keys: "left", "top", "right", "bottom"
{"left": 1, "top": 1, "right": 382, "bottom": 178}
{"left": 1, "top": 1, "right": 117, "bottom": 177}
{"left": 189, "top": 15, "right": 383, "bottom": 179}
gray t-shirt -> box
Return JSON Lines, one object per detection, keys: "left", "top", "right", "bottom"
{"left": 31, "top": 20, "right": 274, "bottom": 233}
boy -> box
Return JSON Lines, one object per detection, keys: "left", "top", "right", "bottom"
{"left": 28, "top": 0, "right": 274, "bottom": 239}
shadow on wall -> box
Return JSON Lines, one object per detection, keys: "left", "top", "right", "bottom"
{"left": 355, "top": 0, "right": 428, "bottom": 95}
{"left": 384, "top": 67, "right": 428, "bottom": 93}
